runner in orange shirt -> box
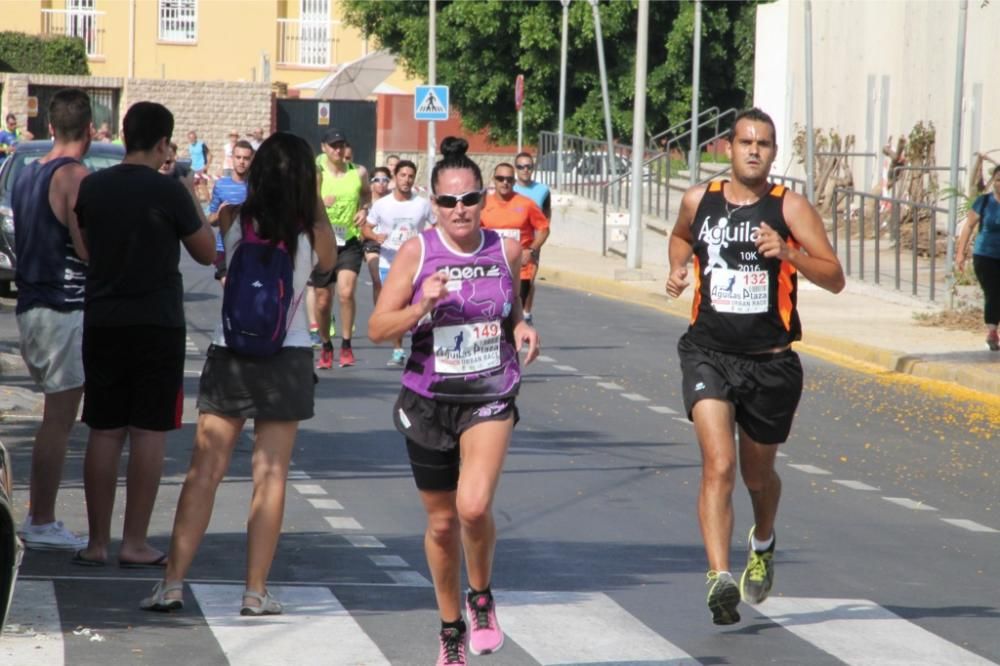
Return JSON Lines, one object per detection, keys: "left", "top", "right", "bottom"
{"left": 481, "top": 163, "right": 549, "bottom": 318}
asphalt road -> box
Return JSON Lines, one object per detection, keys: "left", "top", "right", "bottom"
{"left": 1, "top": 256, "right": 998, "bottom": 665}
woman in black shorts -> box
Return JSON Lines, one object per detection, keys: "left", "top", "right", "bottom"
{"left": 140, "top": 133, "right": 335, "bottom": 616}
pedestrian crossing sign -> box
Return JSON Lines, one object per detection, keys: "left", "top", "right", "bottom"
{"left": 414, "top": 85, "right": 449, "bottom": 121}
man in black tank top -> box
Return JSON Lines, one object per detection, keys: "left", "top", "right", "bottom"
{"left": 12, "top": 89, "right": 93, "bottom": 552}
{"left": 665, "top": 108, "right": 845, "bottom": 626}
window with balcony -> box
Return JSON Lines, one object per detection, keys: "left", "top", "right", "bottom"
{"left": 278, "top": 0, "right": 335, "bottom": 68}
{"left": 40, "top": 0, "right": 104, "bottom": 59}
{"left": 158, "top": 0, "right": 197, "bottom": 43}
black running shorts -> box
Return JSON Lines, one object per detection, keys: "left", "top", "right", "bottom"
{"left": 82, "top": 325, "right": 186, "bottom": 431}
{"left": 677, "top": 333, "right": 803, "bottom": 445}
{"left": 393, "top": 387, "right": 518, "bottom": 491}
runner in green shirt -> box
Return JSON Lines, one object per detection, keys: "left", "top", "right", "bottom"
{"left": 313, "top": 128, "right": 370, "bottom": 369}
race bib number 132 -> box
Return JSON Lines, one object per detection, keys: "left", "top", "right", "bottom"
{"left": 710, "top": 269, "right": 769, "bottom": 314}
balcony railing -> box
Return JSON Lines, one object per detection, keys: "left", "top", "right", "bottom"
{"left": 41, "top": 8, "right": 105, "bottom": 59}
{"left": 277, "top": 18, "right": 339, "bottom": 68}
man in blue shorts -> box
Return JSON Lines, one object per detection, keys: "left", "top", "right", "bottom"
{"left": 208, "top": 139, "right": 254, "bottom": 280}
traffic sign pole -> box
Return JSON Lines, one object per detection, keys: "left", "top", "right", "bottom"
{"left": 428, "top": 0, "right": 436, "bottom": 193}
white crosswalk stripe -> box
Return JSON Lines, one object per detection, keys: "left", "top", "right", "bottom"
{"left": 496, "top": 590, "right": 697, "bottom": 664}
{"left": 7, "top": 581, "right": 999, "bottom": 665}
{"left": 2, "top": 580, "right": 64, "bottom": 666}
{"left": 755, "top": 597, "right": 998, "bottom": 666}
{"left": 191, "top": 584, "right": 392, "bottom": 665}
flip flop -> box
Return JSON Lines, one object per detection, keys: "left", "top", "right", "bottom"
{"left": 119, "top": 553, "right": 168, "bottom": 569}
{"left": 71, "top": 550, "right": 106, "bottom": 567}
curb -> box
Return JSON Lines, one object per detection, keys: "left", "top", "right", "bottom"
{"left": 538, "top": 264, "right": 1000, "bottom": 402}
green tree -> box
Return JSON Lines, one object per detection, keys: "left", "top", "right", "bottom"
{"left": 0, "top": 32, "right": 89, "bottom": 75}
{"left": 341, "top": 0, "right": 758, "bottom": 146}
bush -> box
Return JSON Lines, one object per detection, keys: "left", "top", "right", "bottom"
{"left": 0, "top": 32, "right": 89, "bottom": 75}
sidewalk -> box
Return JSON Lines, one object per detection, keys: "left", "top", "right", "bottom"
{"left": 537, "top": 198, "right": 1000, "bottom": 401}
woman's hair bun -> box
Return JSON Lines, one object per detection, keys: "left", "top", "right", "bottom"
{"left": 439, "top": 136, "right": 469, "bottom": 159}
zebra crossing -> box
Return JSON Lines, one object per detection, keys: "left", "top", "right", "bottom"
{"left": 4, "top": 578, "right": 997, "bottom": 665}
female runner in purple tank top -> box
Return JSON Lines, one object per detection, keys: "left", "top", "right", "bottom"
{"left": 369, "top": 137, "right": 539, "bottom": 666}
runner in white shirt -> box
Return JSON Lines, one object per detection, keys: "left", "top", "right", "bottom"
{"left": 364, "top": 160, "right": 435, "bottom": 366}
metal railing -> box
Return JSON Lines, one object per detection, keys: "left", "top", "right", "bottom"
{"left": 647, "top": 106, "right": 720, "bottom": 152}
{"left": 769, "top": 174, "right": 808, "bottom": 194}
{"left": 536, "top": 131, "right": 635, "bottom": 202}
{"left": 830, "top": 187, "right": 950, "bottom": 301}
{"left": 41, "top": 8, "right": 105, "bottom": 58}
{"left": 277, "top": 19, "right": 339, "bottom": 67}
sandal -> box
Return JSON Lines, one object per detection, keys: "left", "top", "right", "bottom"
{"left": 240, "top": 589, "right": 283, "bottom": 616}
{"left": 140, "top": 580, "right": 184, "bottom": 612}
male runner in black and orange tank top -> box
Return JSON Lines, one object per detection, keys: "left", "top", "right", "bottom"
{"left": 666, "top": 108, "right": 845, "bottom": 626}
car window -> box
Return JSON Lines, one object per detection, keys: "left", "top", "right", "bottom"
{"left": 579, "top": 155, "right": 602, "bottom": 177}
{"left": 81, "top": 155, "right": 123, "bottom": 171}
{"left": 0, "top": 149, "right": 123, "bottom": 202}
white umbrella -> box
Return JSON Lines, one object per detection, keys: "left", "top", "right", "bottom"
{"left": 314, "top": 50, "right": 398, "bottom": 100}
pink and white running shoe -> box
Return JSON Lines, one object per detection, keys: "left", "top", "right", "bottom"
{"left": 466, "top": 590, "right": 504, "bottom": 655}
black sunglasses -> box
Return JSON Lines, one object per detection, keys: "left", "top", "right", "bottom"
{"left": 494, "top": 175, "right": 515, "bottom": 184}
{"left": 435, "top": 190, "right": 485, "bottom": 208}
{"left": 515, "top": 163, "right": 534, "bottom": 170}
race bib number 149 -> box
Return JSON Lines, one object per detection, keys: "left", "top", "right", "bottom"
{"left": 433, "top": 321, "right": 502, "bottom": 374}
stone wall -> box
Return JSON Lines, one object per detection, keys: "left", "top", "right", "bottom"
{"left": 125, "top": 79, "right": 272, "bottom": 175}
{"left": 0, "top": 73, "right": 272, "bottom": 178}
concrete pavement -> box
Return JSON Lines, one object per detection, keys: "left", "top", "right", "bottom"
{"left": 538, "top": 194, "right": 1000, "bottom": 401}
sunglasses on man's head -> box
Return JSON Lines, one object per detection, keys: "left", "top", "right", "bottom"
{"left": 515, "top": 163, "right": 534, "bottom": 170}
{"left": 435, "top": 190, "right": 485, "bottom": 208}
{"left": 371, "top": 176, "right": 390, "bottom": 184}
{"left": 494, "top": 175, "right": 515, "bottom": 184}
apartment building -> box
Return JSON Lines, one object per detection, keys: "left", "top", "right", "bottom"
{"left": 2, "top": 0, "right": 414, "bottom": 93}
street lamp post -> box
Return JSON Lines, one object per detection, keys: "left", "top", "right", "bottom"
{"left": 627, "top": 0, "right": 649, "bottom": 270}
{"left": 947, "top": 0, "right": 968, "bottom": 297}
{"left": 589, "top": 0, "right": 618, "bottom": 206}
{"left": 688, "top": 0, "right": 702, "bottom": 186}
{"left": 556, "top": 0, "right": 570, "bottom": 190}
{"left": 427, "top": 0, "right": 437, "bottom": 192}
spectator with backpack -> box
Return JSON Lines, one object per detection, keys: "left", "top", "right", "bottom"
{"left": 140, "top": 132, "right": 335, "bottom": 616}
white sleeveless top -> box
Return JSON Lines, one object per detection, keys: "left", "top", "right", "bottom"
{"left": 211, "top": 220, "right": 315, "bottom": 348}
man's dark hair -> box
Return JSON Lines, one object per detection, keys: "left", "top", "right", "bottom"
{"left": 5, "top": 113, "right": 15, "bottom": 123}
{"left": 431, "top": 137, "right": 483, "bottom": 194}
{"left": 372, "top": 166, "right": 391, "bottom": 179}
{"left": 48, "top": 88, "right": 92, "bottom": 142}
{"left": 515, "top": 151, "right": 533, "bottom": 163}
{"left": 234, "top": 139, "right": 255, "bottom": 154}
{"left": 395, "top": 159, "right": 417, "bottom": 176}
{"left": 123, "top": 101, "right": 174, "bottom": 153}
{"left": 727, "top": 107, "right": 777, "bottom": 145}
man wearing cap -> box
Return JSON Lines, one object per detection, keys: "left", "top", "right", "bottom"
{"left": 314, "top": 127, "right": 370, "bottom": 369}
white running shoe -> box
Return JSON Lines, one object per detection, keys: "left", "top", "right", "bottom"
{"left": 18, "top": 517, "right": 88, "bottom": 551}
